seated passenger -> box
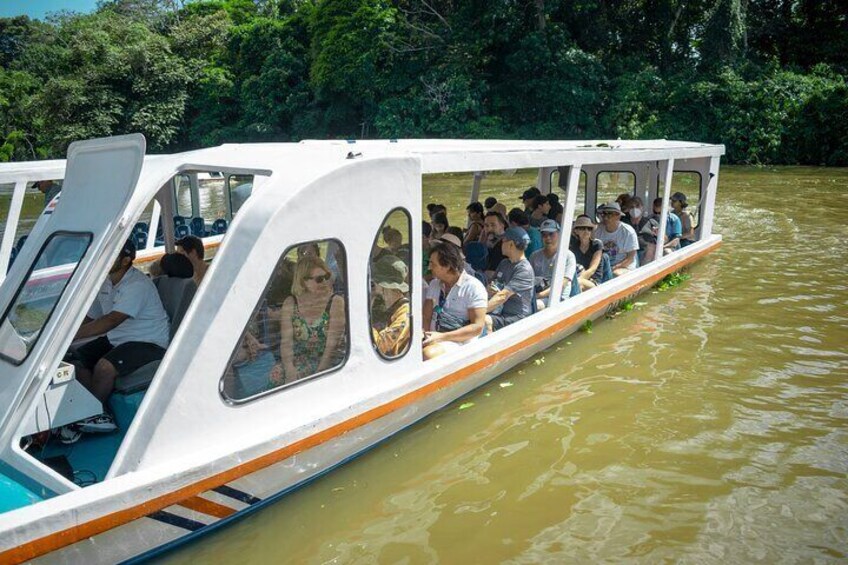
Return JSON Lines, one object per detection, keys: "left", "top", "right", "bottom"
{"left": 624, "top": 197, "right": 650, "bottom": 263}
{"left": 520, "top": 187, "right": 541, "bottom": 214}
{"left": 464, "top": 202, "right": 485, "bottom": 247}
{"left": 159, "top": 252, "right": 194, "bottom": 279}
{"left": 671, "top": 192, "right": 695, "bottom": 246}
{"left": 486, "top": 227, "right": 534, "bottom": 332}
{"left": 371, "top": 256, "right": 411, "bottom": 357}
{"left": 594, "top": 202, "right": 638, "bottom": 277}
{"left": 175, "top": 235, "right": 207, "bottom": 285}
{"left": 570, "top": 215, "right": 608, "bottom": 290}
{"left": 372, "top": 226, "right": 403, "bottom": 261}
{"left": 67, "top": 239, "right": 169, "bottom": 432}
{"left": 481, "top": 211, "right": 508, "bottom": 280}
{"left": 530, "top": 220, "right": 577, "bottom": 310}
{"left": 528, "top": 195, "right": 550, "bottom": 227}
{"left": 278, "top": 256, "right": 346, "bottom": 382}
{"left": 430, "top": 211, "right": 449, "bottom": 243}
{"left": 508, "top": 208, "right": 542, "bottom": 258}
{"left": 642, "top": 197, "right": 682, "bottom": 263}
{"left": 423, "top": 242, "right": 487, "bottom": 359}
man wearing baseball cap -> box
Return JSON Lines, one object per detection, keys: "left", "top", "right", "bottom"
{"left": 595, "top": 202, "right": 639, "bottom": 277}
{"left": 65, "top": 238, "right": 170, "bottom": 438}
{"left": 529, "top": 219, "right": 578, "bottom": 309}
{"left": 486, "top": 226, "right": 535, "bottom": 332}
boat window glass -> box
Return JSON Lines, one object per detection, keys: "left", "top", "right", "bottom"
{"left": 220, "top": 238, "right": 349, "bottom": 403}
{"left": 0, "top": 232, "right": 91, "bottom": 365}
{"left": 368, "top": 208, "right": 413, "bottom": 360}
{"left": 596, "top": 171, "right": 635, "bottom": 209}
{"left": 550, "top": 169, "right": 587, "bottom": 215}
{"left": 227, "top": 174, "right": 254, "bottom": 218}
{"left": 174, "top": 174, "right": 192, "bottom": 217}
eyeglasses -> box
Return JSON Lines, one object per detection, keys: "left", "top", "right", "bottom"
{"left": 306, "top": 274, "right": 330, "bottom": 283}
{"left": 599, "top": 211, "right": 616, "bottom": 217}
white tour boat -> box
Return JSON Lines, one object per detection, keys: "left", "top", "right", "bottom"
{"left": 0, "top": 135, "right": 723, "bottom": 563}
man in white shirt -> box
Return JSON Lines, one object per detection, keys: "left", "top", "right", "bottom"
{"left": 70, "top": 239, "right": 170, "bottom": 432}
{"left": 594, "top": 202, "right": 639, "bottom": 277}
{"left": 423, "top": 242, "right": 487, "bottom": 359}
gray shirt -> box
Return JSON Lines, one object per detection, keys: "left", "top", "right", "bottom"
{"left": 493, "top": 258, "right": 534, "bottom": 318}
{"left": 529, "top": 248, "right": 576, "bottom": 300}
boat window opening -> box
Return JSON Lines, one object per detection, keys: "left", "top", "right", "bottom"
{"left": 220, "top": 238, "right": 349, "bottom": 403}
{"left": 227, "top": 174, "right": 254, "bottom": 219}
{"left": 2, "top": 181, "right": 64, "bottom": 267}
{"left": 551, "top": 169, "right": 587, "bottom": 215}
{"left": 670, "top": 171, "right": 702, "bottom": 229}
{"left": 596, "top": 171, "right": 636, "bottom": 214}
{"left": 369, "top": 208, "right": 413, "bottom": 360}
{"left": 174, "top": 174, "right": 192, "bottom": 218}
{"left": 0, "top": 232, "right": 91, "bottom": 364}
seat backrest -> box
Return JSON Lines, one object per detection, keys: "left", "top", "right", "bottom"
{"left": 211, "top": 218, "right": 228, "bottom": 235}
{"left": 153, "top": 276, "right": 197, "bottom": 339}
{"left": 173, "top": 215, "right": 187, "bottom": 227}
{"left": 190, "top": 216, "right": 206, "bottom": 236}
{"left": 175, "top": 224, "right": 190, "bottom": 239}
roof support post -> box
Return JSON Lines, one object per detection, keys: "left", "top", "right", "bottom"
{"left": 0, "top": 180, "right": 27, "bottom": 284}
{"left": 698, "top": 156, "right": 721, "bottom": 239}
{"left": 467, "top": 171, "right": 484, "bottom": 228}
{"left": 548, "top": 164, "right": 582, "bottom": 306}
{"left": 654, "top": 159, "right": 675, "bottom": 262}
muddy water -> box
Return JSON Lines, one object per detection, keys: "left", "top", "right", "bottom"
{"left": 153, "top": 166, "right": 844, "bottom": 562}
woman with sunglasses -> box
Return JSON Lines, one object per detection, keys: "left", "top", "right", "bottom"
{"left": 278, "top": 255, "right": 346, "bottom": 382}
{"left": 569, "top": 215, "right": 605, "bottom": 291}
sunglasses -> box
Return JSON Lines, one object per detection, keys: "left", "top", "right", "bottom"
{"left": 306, "top": 274, "right": 330, "bottom": 283}
{"left": 599, "top": 211, "right": 617, "bottom": 217}
{"left": 575, "top": 226, "right": 593, "bottom": 232}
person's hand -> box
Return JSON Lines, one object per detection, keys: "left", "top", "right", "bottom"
{"left": 269, "top": 363, "right": 284, "bottom": 385}
{"left": 423, "top": 331, "right": 444, "bottom": 347}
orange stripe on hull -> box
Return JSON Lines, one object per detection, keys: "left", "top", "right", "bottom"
{"left": 177, "top": 496, "right": 236, "bottom": 520}
{"left": 0, "top": 240, "right": 719, "bottom": 564}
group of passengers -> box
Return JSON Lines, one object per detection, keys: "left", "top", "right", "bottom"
{"left": 420, "top": 188, "right": 696, "bottom": 359}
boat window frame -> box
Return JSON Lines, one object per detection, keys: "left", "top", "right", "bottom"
{"left": 595, "top": 170, "right": 637, "bottom": 207}
{"left": 551, "top": 168, "right": 587, "bottom": 215}
{"left": 172, "top": 173, "right": 193, "bottom": 218}
{"left": 0, "top": 230, "right": 92, "bottom": 366}
{"left": 219, "top": 237, "right": 351, "bottom": 405}
{"left": 367, "top": 207, "right": 414, "bottom": 362}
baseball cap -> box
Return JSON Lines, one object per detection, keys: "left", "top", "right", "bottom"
{"left": 539, "top": 219, "right": 560, "bottom": 233}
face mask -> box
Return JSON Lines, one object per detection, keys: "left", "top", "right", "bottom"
{"left": 631, "top": 207, "right": 643, "bottom": 218}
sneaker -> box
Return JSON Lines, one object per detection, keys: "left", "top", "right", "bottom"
{"left": 78, "top": 413, "right": 117, "bottom": 434}
{"left": 57, "top": 425, "right": 82, "bottom": 445}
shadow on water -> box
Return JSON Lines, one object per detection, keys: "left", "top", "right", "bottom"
{"left": 158, "top": 166, "right": 848, "bottom": 564}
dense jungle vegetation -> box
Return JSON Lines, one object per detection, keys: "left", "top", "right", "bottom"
{"left": 0, "top": 0, "right": 845, "bottom": 165}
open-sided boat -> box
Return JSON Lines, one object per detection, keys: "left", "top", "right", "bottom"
{"left": 0, "top": 136, "right": 723, "bottom": 563}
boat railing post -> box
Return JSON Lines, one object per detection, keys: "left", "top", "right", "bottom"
{"left": 698, "top": 156, "right": 720, "bottom": 240}
{"left": 468, "top": 171, "right": 484, "bottom": 229}
{"left": 0, "top": 179, "right": 27, "bottom": 284}
{"left": 654, "top": 158, "right": 675, "bottom": 262}
{"left": 159, "top": 182, "right": 177, "bottom": 254}
{"left": 549, "top": 164, "right": 582, "bottom": 306}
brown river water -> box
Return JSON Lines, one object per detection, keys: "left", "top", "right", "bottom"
{"left": 8, "top": 166, "right": 847, "bottom": 563}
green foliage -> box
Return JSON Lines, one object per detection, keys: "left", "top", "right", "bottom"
{"left": 0, "top": 0, "right": 844, "bottom": 163}
{"left": 656, "top": 272, "right": 692, "bottom": 292}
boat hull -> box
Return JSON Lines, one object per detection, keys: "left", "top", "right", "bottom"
{"left": 5, "top": 238, "right": 721, "bottom": 565}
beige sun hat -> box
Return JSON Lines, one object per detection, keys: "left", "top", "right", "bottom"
{"left": 572, "top": 216, "right": 596, "bottom": 229}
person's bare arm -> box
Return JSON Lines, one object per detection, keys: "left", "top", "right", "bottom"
{"left": 581, "top": 249, "right": 602, "bottom": 279}
{"left": 487, "top": 288, "right": 515, "bottom": 312}
{"left": 617, "top": 250, "right": 637, "bottom": 269}
{"left": 423, "top": 297, "right": 434, "bottom": 332}
{"left": 279, "top": 298, "right": 298, "bottom": 380}
{"left": 75, "top": 311, "right": 129, "bottom": 340}
{"left": 423, "top": 307, "right": 485, "bottom": 346}
{"left": 317, "top": 296, "right": 345, "bottom": 373}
